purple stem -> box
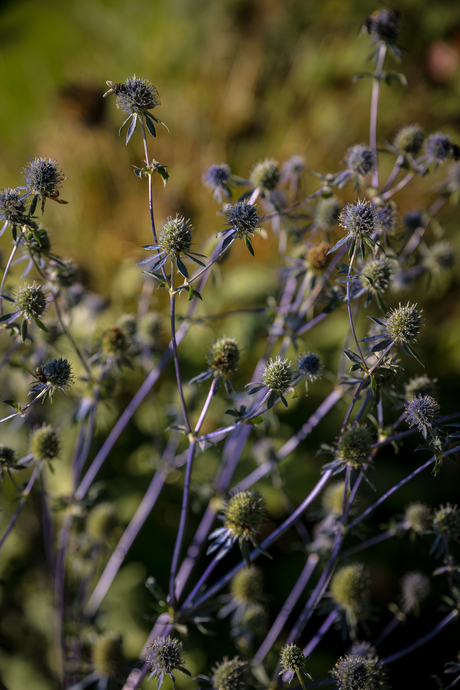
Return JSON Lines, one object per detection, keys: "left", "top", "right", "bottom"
{"left": 381, "top": 609, "right": 458, "bottom": 665}
{"left": 370, "top": 45, "right": 387, "bottom": 189}
{"left": 302, "top": 609, "right": 339, "bottom": 658}
{"left": 40, "top": 472, "right": 55, "bottom": 574}
{"left": 0, "top": 464, "right": 40, "bottom": 551}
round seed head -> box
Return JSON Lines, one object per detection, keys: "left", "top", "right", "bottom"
{"left": 146, "top": 636, "right": 187, "bottom": 682}
{"left": 393, "top": 125, "right": 425, "bottom": 155}
{"left": 262, "top": 356, "right": 293, "bottom": 393}
{"left": 15, "top": 282, "right": 47, "bottom": 321}
{"left": 41, "top": 357, "right": 74, "bottom": 393}
{"left": 405, "top": 394, "right": 440, "bottom": 432}
{"left": 29, "top": 424, "right": 60, "bottom": 462}
{"left": 339, "top": 200, "right": 380, "bottom": 239}
{"left": 425, "top": 132, "right": 460, "bottom": 164}
{"left": 384, "top": 302, "right": 423, "bottom": 344}
{"left": 250, "top": 159, "right": 281, "bottom": 192}
{"left": 158, "top": 215, "right": 193, "bottom": 257}
{"left": 346, "top": 145, "right": 376, "bottom": 177}
{"left": 0, "top": 187, "right": 26, "bottom": 222}
{"left": 0, "top": 445, "right": 16, "bottom": 477}
{"left": 280, "top": 643, "right": 308, "bottom": 673}
{"left": 23, "top": 156, "right": 65, "bottom": 198}
{"left": 423, "top": 241, "right": 456, "bottom": 273}
{"left": 211, "top": 656, "right": 248, "bottom": 690}
{"left": 404, "top": 375, "right": 438, "bottom": 401}
{"left": 225, "top": 201, "right": 260, "bottom": 239}
{"left": 337, "top": 424, "right": 373, "bottom": 469}
{"left": 116, "top": 75, "right": 160, "bottom": 114}
{"left": 224, "top": 490, "right": 267, "bottom": 541}
{"left": 330, "top": 563, "right": 371, "bottom": 617}
{"left": 203, "top": 164, "right": 232, "bottom": 202}
{"left": 306, "top": 242, "right": 332, "bottom": 271}
{"left": 360, "top": 258, "right": 393, "bottom": 295}
{"left": 92, "top": 631, "right": 123, "bottom": 678}
{"left": 230, "top": 565, "right": 264, "bottom": 604}
{"left": 314, "top": 197, "right": 341, "bottom": 230}
{"left": 87, "top": 502, "right": 119, "bottom": 541}
{"left": 206, "top": 337, "right": 241, "bottom": 378}
{"left": 331, "top": 653, "right": 388, "bottom": 690}
{"left": 404, "top": 502, "right": 432, "bottom": 534}
{"left": 432, "top": 504, "right": 460, "bottom": 542}
{"left": 400, "top": 571, "right": 430, "bottom": 612}
{"left": 296, "top": 352, "right": 324, "bottom": 382}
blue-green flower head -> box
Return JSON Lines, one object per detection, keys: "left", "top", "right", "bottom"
{"left": 279, "top": 644, "right": 308, "bottom": 674}
{"left": 383, "top": 302, "right": 423, "bottom": 344}
{"left": 23, "top": 157, "right": 65, "bottom": 199}
{"left": 281, "top": 155, "right": 306, "bottom": 188}
{"left": 330, "top": 563, "right": 371, "bottom": 622}
{"left": 404, "top": 375, "right": 438, "bottom": 402}
{"left": 374, "top": 204, "right": 396, "bottom": 235}
{"left": 0, "top": 444, "right": 17, "bottom": 480}
{"left": 15, "top": 282, "right": 47, "bottom": 322}
{"left": 262, "top": 356, "right": 293, "bottom": 394}
{"left": 405, "top": 394, "right": 439, "bottom": 432}
{"left": 404, "top": 502, "right": 432, "bottom": 534}
{"left": 41, "top": 357, "right": 75, "bottom": 393}
{"left": 337, "top": 424, "right": 373, "bottom": 469}
{"left": 339, "top": 199, "right": 380, "bottom": 240}
{"left": 211, "top": 656, "right": 248, "bottom": 690}
{"left": 146, "top": 636, "right": 190, "bottom": 688}
{"left": 225, "top": 201, "right": 260, "bottom": 239}
{"left": 432, "top": 504, "right": 460, "bottom": 542}
{"left": 0, "top": 187, "right": 26, "bottom": 222}
{"left": 346, "top": 145, "right": 376, "bottom": 178}
{"left": 250, "top": 158, "right": 281, "bottom": 193}
{"left": 158, "top": 215, "right": 193, "bottom": 257}
{"left": 393, "top": 125, "right": 425, "bottom": 156}
{"left": 296, "top": 352, "right": 324, "bottom": 382}
{"left": 331, "top": 653, "right": 389, "bottom": 690}
{"left": 115, "top": 75, "right": 160, "bottom": 115}
{"left": 224, "top": 490, "right": 267, "bottom": 541}
{"left": 403, "top": 210, "right": 424, "bottom": 233}
{"left": 203, "top": 164, "right": 232, "bottom": 203}
{"left": 206, "top": 337, "right": 241, "bottom": 378}
{"left": 314, "top": 197, "right": 341, "bottom": 230}
{"left": 29, "top": 424, "right": 60, "bottom": 463}
{"left": 425, "top": 132, "right": 460, "bottom": 164}
{"left": 360, "top": 258, "right": 393, "bottom": 295}
{"left": 423, "top": 241, "right": 456, "bottom": 273}
{"left": 363, "top": 7, "right": 400, "bottom": 46}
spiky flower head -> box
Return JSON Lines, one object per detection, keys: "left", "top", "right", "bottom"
{"left": 339, "top": 199, "right": 380, "bottom": 240}
{"left": 374, "top": 204, "right": 397, "bottom": 235}
{"left": 432, "top": 504, "right": 460, "bottom": 542}
{"left": 238, "top": 604, "right": 268, "bottom": 639}
{"left": 346, "top": 145, "right": 376, "bottom": 178}
{"left": 146, "top": 636, "right": 190, "bottom": 687}
{"left": 158, "top": 215, "right": 193, "bottom": 257}
{"left": 400, "top": 571, "right": 430, "bottom": 613}
{"left": 15, "top": 282, "right": 47, "bottom": 322}
{"left": 203, "top": 164, "right": 232, "bottom": 203}
{"left": 212, "top": 656, "right": 248, "bottom": 690}
{"left": 92, "top": 631, "right": 123, "bottom": 678}
{"left": 404, "top": 502, "right": 432, "bottom": 534}
{"left": 225, "top": 201, "right": 260, "bottom": 239}
{"left": 29, "top": 424, "right": 60, "bottom": 462}
{"left": 306, "top": 242, "right": 332, "bottom": 271}
{"left": 383, "top": 302, "right": 423, "bottom": 344}
{"left": 250, "top": 159, "right": 281, "bottom": 193}
{"left": 404, "top": 375, "right": 438, "bottom": 401}
{"left": 48, "top": 258, "right": 79, "bottom": 288}
{"left": 279, "top": 644, "right": 310, "bottom": 676}
{"left": 23, "top": 156, "right": 65, "bottom": 199}
{"left": 115, "top": 75, "right": 160, "bottom": 114}
{"left": 0, "top": 187, "right": 26, "bottom": 222}
{"left": 224, "top": 490, "right": 267, "bottom": 541}
{"left": 87, "top": 502, "right": 119, "bottom": 541}
{"left": 262, "top": 357, "right": 293, "bottom": 394}
{"left": 314, "top": 197, "right": 341, "bottom": 230}
{"left": 337, "top": 424, "right": 373, "bottom": 469}
{"left": 230, "top": 566, "right": 264, "bottom": 605}
{"left": 331, "top": 653, "right": 389, "bottom": 690}
{"left": 393, "top": 125, "right": 425, "bottom": 156}
{"left": 330, "top": 563, "right": 371, "bottom": 620}
{"left": 0, "top": 444, "right": 17, "bottom": 480}
{"left": 347, "top": 641, "right": 378, "bottom": 659}
{"left": 42, "top": 356, "right": 73, "bottom": 389}
{"left": 423, "top": 241, "right": 456, "bottom": 273}
{"left": 281, "top": 155, "right": 306, "bottom": 190}
{"left": 425, "top": 132, "right": 460, "bottom": 164}
{"left": 405, "top": 394, "right": 440, "bottom": 433}
{"left": 296, "top": 352, "right": 324, "bottom": 382}
{"left": 403, "top": 210, "right": 424, "bottom": 233}
{"left": 102, "top": 325, "right": 130, "bottom": 356}
{"left": 207, "top": 337, "right": 241, "bottom": 378}
{"left": 360, "top": 258, "right": 393, "bottom": 295}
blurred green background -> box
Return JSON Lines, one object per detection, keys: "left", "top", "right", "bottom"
{"left": 1, "top": 0, "right": 460, "bottom": 688}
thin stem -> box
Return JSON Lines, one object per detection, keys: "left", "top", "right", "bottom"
{"left": 346, "top": 247, "right": 365, "bottom": 367}
{"left": 0, "top": 464, "right": 40, "bottom": 551}
{"left": 381, "top": 609, "right": 458, "bottom": 665}
{"left": 170, "top": 260, "right": 191, "bottom": 433}
{"left": 370, "top": 44, "right": 387, "bottom": 189}
{"left": 140, "top": 117, "right": 157, "bottom": 243}
{"left": 0, "top": 229, "right": 23, "bottom": 317}
{"left": 194, "top": 379, "right": 217, "bottom": 434}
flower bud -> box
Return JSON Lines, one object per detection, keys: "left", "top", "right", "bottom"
{"left": 206, "top": 337, "right": 241, "bottom": 378}
{"left": 230, "top": 565, "right": 264, "bottom": 605}
{"left": 393, "top": 125, "right": 424, "bottom": 155}
{"left": 29, "top": 424, "right": 60, "bottom": 462}
{"left": 384, "top": 302, "right": 423, "bottom": 344}
{"left": 262, "top": 357, "right": 293, "bottom": 394}
{"left": 211, "top": 656, "right": 248, "bottom": 690}
{"left": 224, "top": 490, "right": 267, "bottom": 541}
{"left": 250, "top": 159, "right": 281, "bottom": 192}
{"left": 15, "top": 282, "right": 47, "bottom": 321}
{"left": 337, "top": 425, "right": 373, "bottom": 469}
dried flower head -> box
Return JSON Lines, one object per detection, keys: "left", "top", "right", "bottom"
{"left": 346, "top": 145, "right": 377, "bottom": 178}
{"left": 203, "top": 164, "right": 232, "bottom": 203}
{"left": 250, "top": 158, "right": 281, "bottom": 193}
{"left": 207, "top": 337, "right": 241, "bottom": 378}
{"left": 0, "top": 187, "right": 26, "bottom": 223}
{"left": 393, "top": 125, "right": 425, "bottom": 156}
{"left": 92, "top": 631, "right": 123, "bottom": 678}
{"left": 337, "top": 424, "right": 374, "bottom": 469}
{"left": 212, "top": 656, "right": 248, "bottom": 690}
{"left": 400, "top": 571, "right": 430, "bottom": 613}
{"left": 115, "top": 75, "right": 160, "bottom": 114}
{"left": 15, "top": 282, "right": 47, "bottom": 322}
{"left": 307, "top": 242, "right": 332, "bottom": 271}
{"left": 425, "top": 132, "right": 460, "bottom": 164}
{"left": 383, "top": 302, "right": 423, "bottom": 344}
{"left": 146, "top": 636, "right": 190, "bottom": 688}
{"left": 404, "top": 502, "right": 432, "bottom": 534}
{"left": 314, "top": 197, "right": 341, "bottom": 230}
{"left": 331, "top": 653, "right": 389, "bottom": 690}
{"left": 29, "top": 424, "right": 60, "bottom": 462}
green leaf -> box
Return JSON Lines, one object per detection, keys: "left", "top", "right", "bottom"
{"left": 3, "top": 400, "right": 20, "bottom": 410}
{"left": 188, "top": 287, "right": 203, "bottom": 302}
{"left": 144, "top": 113, "right": 156, "bottom": 138}
{"left": 21, "top": 319, "right": 27, "bottom": 342}
{"left": 402, "top": 342, "right": 425, "bottom": 368}
{"left": 33, "top": 318, "right": 48, "bottom": 332}
{"left": 343, "top": 349, "right": 362, "bottom": 364}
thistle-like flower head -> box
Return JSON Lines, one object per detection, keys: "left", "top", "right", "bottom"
{"left": 360, "top": 258, "right": 393, "bottom": 296}
{"left": 314, "top": 197, "right": 341, "bottom": 230}
{"left": 250, "top": 158, "right": 281, "bottom": 193}
{"left": 15, "top": 282, "right": 47, "bottom": 322}
{"left": 337, "top": 424, "right": 374, "bottom": 470}
{"left": 296, "top": 352, "right": 324, "bottom": 382}
{"left": 425, "top": 132, "right": 460, "bottom": 165}
{"left": 400, "top": 571, "right": 430, "bottom": 613}
{"left": 158, "top": 215, "right": 193, "bottom": 257}
{"left": 211, "top": 656, "right": 248, "bottom": 690}
{"left": 339, "top": 199, "right": 380, "bottom": 240}
{"left": 0, "top": 445, "right": 17, "bottom": 480}
{"left": 404, "top": 502, "right": 432, "bottom": 534}
{"left": 383, "top": 302, "right": 423, "bottom": 344}
{"left": 40, "top": 357, "right": 75, "bottom": 394}
{"left": 203, "top": 164, "right": 232, "bottom": 203}
{"left": 92, "top": 632, "right": 123, "bottom": 678}
{"left": 230, "top": 566, "right": 264, "bottom": 605}
{"left": 23, "top": 156, "right": 65, "bottom": 211}
{"left": 405, "top": 394, "right": 440, "bottom": 435}
{"left": 346, "top": 145, "right": 376, "bottom": 178}
{"left": 393, "top": 125, "right": 425, "bottom": 156}
{"left": 331, "top": 653, "right": 389, "bottom": 690}
{"left": 279, "top": 643, "right": 313, "bottom": 683}
{"left": 146, "top": 636, "right": 190, "bottom": 688}
{"left": 262, "top": 357, "right": 293, "bottom": 394}
{"left": 29, "top": 424, "right": 60, "bottom": 463}
{"left": 206, "top": 337, "right": 241, "bottom": 379}
{"left": 225, "top": 201, "right": 260, "bottom": 240}
{"left": 224, "top": 490, "right": 267, "bottom": 542}
{"left": 0, "top": 187, "right": 26, "bottom": 223}
{"left": 115, "top": 75, "right": 160, "bottom": 114}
